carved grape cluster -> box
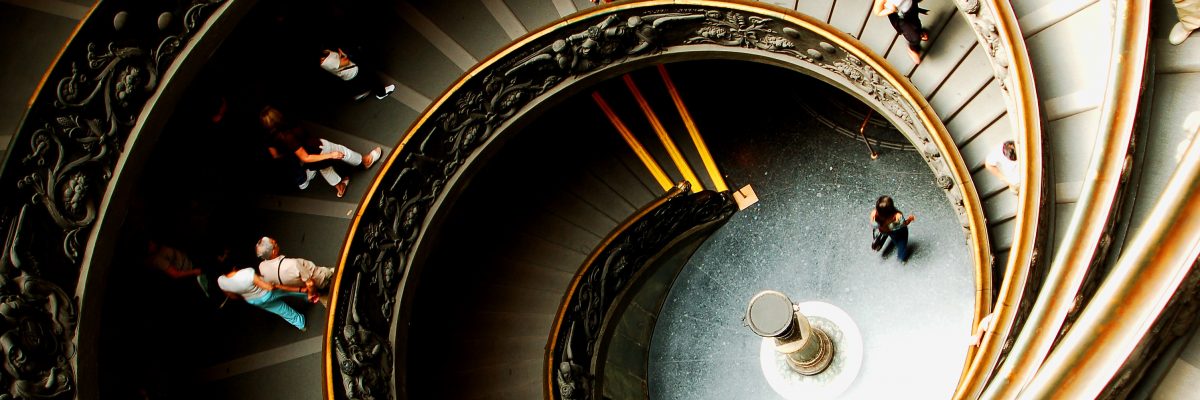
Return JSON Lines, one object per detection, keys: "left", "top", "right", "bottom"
{"left": 113, "top": 64, "right": 143, "bottom": 104}
{"left": 62, "top": 173, "right": 89, "bottom": 216}
{"left": 759, "top": 34, "right": 795, "bottom": 50}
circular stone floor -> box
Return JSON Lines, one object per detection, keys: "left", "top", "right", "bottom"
{"left": 647, "top": 87, "right": 976, "bottom": 399}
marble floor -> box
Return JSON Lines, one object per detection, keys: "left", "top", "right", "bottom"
{"left": 647, "top": 71, "right": 977, "bottom": 399}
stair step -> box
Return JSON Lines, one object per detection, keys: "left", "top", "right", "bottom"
{"left": 911, "top": 13, "right": 979, "bottom": 96}
{"left": 795, "top": 0, "right": 834, "bottom": 21}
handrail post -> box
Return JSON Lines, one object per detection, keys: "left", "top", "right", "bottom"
{"left": 859, "top": 109, "right": 880, "bottom": 160}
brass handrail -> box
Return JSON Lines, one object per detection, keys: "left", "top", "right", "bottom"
{"left": 1019, "top": 117, "right": 1200, "bottom": 399}
{"left": 953, "top": 0, "right": 1045, "bottom": 398}
{"left": 859, "top": 108, "right": 880, "bottom": 160}
{"left": 981, "top": 0, "right": 1151, "bottom": 397}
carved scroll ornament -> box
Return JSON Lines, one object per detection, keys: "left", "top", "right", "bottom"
{"left": 954, "top": 0, "right": 1012, "bottom": 93}
{"left": 0, "top": 1, "right": 225, "bottom": 398}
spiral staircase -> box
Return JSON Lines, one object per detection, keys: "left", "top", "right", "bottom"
{"left": 2, "top": 0, "right": 1200, "bottom": 399}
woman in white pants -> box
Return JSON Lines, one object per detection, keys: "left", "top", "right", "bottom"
{"left": 260, "top": 106, "right": 381, "bottom": 197}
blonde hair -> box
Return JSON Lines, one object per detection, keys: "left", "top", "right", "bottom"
{"left": 260, "top": 106, "right": 285, "bottom": 131}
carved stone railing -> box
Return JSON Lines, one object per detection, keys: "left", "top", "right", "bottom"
{"left": 950, "top": 1, "right": 1049, "bottom": 398}
{"left": 325, "top": 2, "right": 990, "bottom": 399}
{"left": 0, "top": 1, "right": 242, "bottom": 398}
{"left": 547, "top": 182, "right": 736, "bottom": 399}
{"left": 979, "top": 0, "right": 1152, "bottom": 398}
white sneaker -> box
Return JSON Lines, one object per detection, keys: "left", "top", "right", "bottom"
{"left": 298, "top": 169, "right": 317, "bottom": 190}
{"left": 376, "top": 84, "right": 396, "bottom": 99}
{"left": 363, "top": 147, "right": 382, "bottom": 169}
{"left": 1169, "top": 22, "right": 1194, "bottom": 45}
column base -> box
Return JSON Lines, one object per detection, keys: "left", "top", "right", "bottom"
{"left": 758, "top": 301, "right": 863, "bottom": 400}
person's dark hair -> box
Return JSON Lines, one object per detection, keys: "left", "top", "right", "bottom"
{"left": 1002, "top": 141, "right": 1017, "bottom": 161}
{"left": 875, "top": 195, "right": 900, "bottom": 227}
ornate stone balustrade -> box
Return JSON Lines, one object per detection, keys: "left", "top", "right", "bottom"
{"left": 327, "top": 2, "right": 989, "bottom": 399}
{"left": 0, "top": 1, "right": 233, "bottom": 398}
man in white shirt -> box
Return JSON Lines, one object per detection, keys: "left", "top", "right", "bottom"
{"left": 984, "top": 140, "right": 1021, "bottom": 194}
{"left": 320, "top": 48, "right": 395, "bottom": 101}
{"left": 256, "top": 237, "right": 335, "bottom": 294}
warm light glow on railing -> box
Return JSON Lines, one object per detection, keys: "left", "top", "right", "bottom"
{"left": 952, "top": 0, "right": 1045, "bottom": 398}
{"left": 594, "top": 90, "right": 675, "bottom": 192}
{"left": 657, "top": 64, "right": 729, "bottom": 192}
{"left": 623, "top": 74, "right": 703, "bottom": 192}
{"left": 980, "top": 0, "right": 1149, "bottom": 398}
{"left": 1020, "top": 120, "right": 1200, "bottom": 399}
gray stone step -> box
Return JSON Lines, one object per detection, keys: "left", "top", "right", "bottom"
{"left": 0, "top": 3, "right": 81, "bottom": 142}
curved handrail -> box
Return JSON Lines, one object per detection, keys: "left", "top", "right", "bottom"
{"left": 545, "top": 182, "right": 738, "bottom": 398}
{"left": 324, "top": 1, "right": 992, "bottom": 399}
{"left": 1019, "top": 114, "right": 1200, "bottom": 399}
{"left": 981, "top": 0, "right": 1151, "bottom": 397}
{"left": 952, "top": 0, "right": 1046, "bottom": 397}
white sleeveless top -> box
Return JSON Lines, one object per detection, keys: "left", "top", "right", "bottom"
{"left": 320, "top": 51, "right": 359, "bottom": 81}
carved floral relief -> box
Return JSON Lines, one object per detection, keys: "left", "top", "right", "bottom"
{"left": 0, "top": 1, "right": 224, "bottom": 398}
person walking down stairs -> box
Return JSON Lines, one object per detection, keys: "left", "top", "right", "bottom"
{"left": 873, "top": 0, "right": 930, "bottom": 65}
{"left": 319, "top": 48, "right": 396, "bottom": 101}
{"left": 260, "top": 105, "right": 382, "bottom": 198}
{"left": 255, "top": 236, "right": 335, "bottom": 306}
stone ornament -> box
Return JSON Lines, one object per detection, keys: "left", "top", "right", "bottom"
{"left": 955, "top": 0, "right": 1013, "bottom": 94}
{"left": 0, "top": 1, "right": 225, "bottom": 399}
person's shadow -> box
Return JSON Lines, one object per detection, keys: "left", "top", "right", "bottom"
{"left": 879, "top": 240, "right": 918, "bottom": 264}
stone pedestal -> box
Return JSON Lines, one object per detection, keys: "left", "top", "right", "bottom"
{"left": 746, "top": 290, "right": 835, "bottom": 375}
{"left": 746, "top": 291, "right": 863, "bottom": 400}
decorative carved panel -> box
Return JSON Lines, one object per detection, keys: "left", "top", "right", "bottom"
{"left": 0, "top": 1, "right": 226, "bottom": 398}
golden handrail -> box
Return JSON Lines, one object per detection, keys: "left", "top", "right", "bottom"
{"left": 1020, "top": 114, "right": 1200, "bottom": 399}
{"left": 981, "top": 0, "right": 1150, "bottom": 397}
{"left": 859, "top": 109, "right": 880, "bottom": 160}
{"left": 953, "top": 0, "right": 1045, "bottom": 398}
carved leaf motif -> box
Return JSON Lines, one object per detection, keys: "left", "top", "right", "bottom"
{"left": 0, "top": 2, "right": 227, "bottom": 399}
{"left": 957, "top": 0, "right": 981, "bottom": 14}
{"left": 759, "top": 34, "right": 795, "bottom": 50}
{"left": 696, "top": 25, "right": 731, "bottom": 40}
